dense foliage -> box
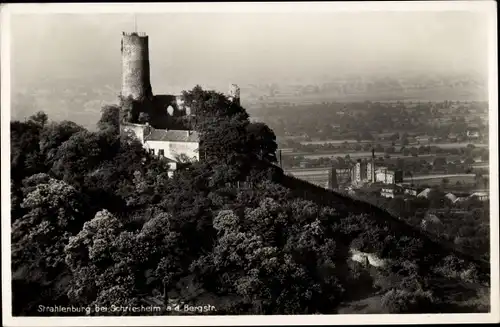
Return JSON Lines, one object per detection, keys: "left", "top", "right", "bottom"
{"left": 10, "top": 87, "right": 489, "bottom": 316}
{"left": 353, "top": 189, "right": 490, "bottom": 262}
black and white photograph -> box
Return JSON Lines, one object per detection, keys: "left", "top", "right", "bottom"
{"left": 1, "top": 2, "right": 498, "bottom": 325}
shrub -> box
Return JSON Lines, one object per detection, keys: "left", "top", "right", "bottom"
{"left": 381, "top": 288, "right": 434, "bottom": 313}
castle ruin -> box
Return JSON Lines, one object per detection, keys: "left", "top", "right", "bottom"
{"left": 119, "top": 31, "right": 240, "bottom": 169}
{"left": 120, "top": 31, "right": 240, "bottom": 128}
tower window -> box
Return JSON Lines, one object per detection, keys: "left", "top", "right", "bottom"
{"left": 149, "top": 149, "right": 155, "bottom": 155}
{"left": 158, "top": 149, "right": 165, "bottom": 157}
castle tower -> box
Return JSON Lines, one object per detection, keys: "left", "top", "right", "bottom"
{"left": 121, "top": 32, "right": 153, "bottom": 101}
{"left": 228, "top": 84, "right": 241, "bottom": 106}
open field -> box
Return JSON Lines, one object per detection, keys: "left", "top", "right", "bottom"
{"left": 299, "top": 140, "right": 488, "bottom": 148}
{"left": 245, "top": 86, "right": 488, "bottom": 109}
{"left": 286, "top": 169, "right": 481, "bottom": 189}
{"left": 301, "top": 139, "right": 373, "bottom": 145}
{"left": 285, "top": 152, "right": 441, "bottom": 160}
{"left": 405, "top": 174, "right": 477, "bottom": 186}
{"left": 472, "top": 163, "right": 489, "bottom": 169}
{"left": 393, "top": 143, "right": 488, "bottom": 151}
{"left": 286, "top": 168, "right": 330, "bottom": 176}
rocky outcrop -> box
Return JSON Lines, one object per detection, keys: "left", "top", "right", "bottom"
{"left": 349, "top": 248, "right": 387, "bottom": 268}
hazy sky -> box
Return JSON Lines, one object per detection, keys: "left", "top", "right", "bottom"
{"left": 11, "top": 11, "right": 491, "bottom": 92}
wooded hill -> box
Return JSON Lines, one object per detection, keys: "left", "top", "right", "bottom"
{"left": 10, "top": 86, "right": 490, "bottom": 315}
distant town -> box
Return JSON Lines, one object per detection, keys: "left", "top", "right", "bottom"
{"left": 262, "top": 99, "right": 489, "bottom": 203}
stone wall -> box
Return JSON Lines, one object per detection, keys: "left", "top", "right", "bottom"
{"left": 145, "top": 140, "right": 199, "bottom": 162}
{"left": 121, "top": 123, "right": 147, "bottom": 143}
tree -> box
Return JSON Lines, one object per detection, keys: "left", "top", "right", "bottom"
{"left": 97, "top": 105, "right": 120, "bottom": 134}
{"left": 361, "top": 131, "right": 374, "bottom": 140}
{"left": 390, "top": 133, "right": 400, "bottom": 141}
{"left": 388, "top": 197, "right": 406, "bottom": 216}
{"left": 10, "top": 113, "right": 50, "bottom": 182}
{"left": 190, "top": 204, "right": 342, "bottom": 314}
{"left": 246, "top": 122, "right": 278, "bottom": 163}
{"left": 381, "top": 288, "right": 434, "bottom": 313}
{"left": 200, "top": 114, "right": 251, "bottom": 163}
{"left": 12, "top": 175, "right": 87, "bottom": 273}
{"left": 29, "top": 111, "right": 49, "bottom": 128}
{"left": 39, "top": 121, "right": 85, "bottom": 166}
{"left": 464, "top": 157, "right": 475, "bottom": 166}
{"left": 182, "top": 85, "right": 248, "bottom": 121}
{"left": 11, "top": 175, "right": 88, "bottom": 315}
{"left": 65, "top": 209, "right": 182, "bottom": 313}
{"left": 433, "top": 157, "right": 447, "bottom": 170}
{"left": 427, "top": 189, "right": 446, "bottom": 208}
{"left": 50, "top": 130, "right": 108, "bottom": 187}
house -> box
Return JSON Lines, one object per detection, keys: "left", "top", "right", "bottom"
{"left": 417, "top": 188, "right": 432, "bottom": 198}
{"left": 404, "top": 187, "right": 418, "bottom": 197}
{"left": 415, "top": 135, "right": 430, "bottom": 144}
{"left": 467, "top": 128, "right": 481, "bottom": 138}
{"left": 121, "top": 122, "right": 200, "bottom": 175}
{"left": 454, "top": 196, "right": 468, "bottom": 203}
{"left": 144, "top": 129, "right": 200, "bottom": 161}
{"left": 381, "top": 185, "right": 403, "bottom": 198}
{"left": 469, "top": 192, "right": 489, "bottom": 201}
{"left": 445, "top": 193, "right": 458, "bottom": 203}
{"left": 299, "top": 161, "right": 309, "bottom": 169}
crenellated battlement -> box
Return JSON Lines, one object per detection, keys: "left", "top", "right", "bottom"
{"left": 122, "top": 32, "right": 147, "bottom": 37}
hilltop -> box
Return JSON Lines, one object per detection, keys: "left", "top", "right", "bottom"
{"left": 10, "top": 86, "right": 489, "bottom": 315}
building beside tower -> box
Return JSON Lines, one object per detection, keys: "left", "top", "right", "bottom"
{"left": 119, "top": 31, "right": 241, "bottom": 171}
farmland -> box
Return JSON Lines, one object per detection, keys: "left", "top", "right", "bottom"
{"left": 407, "top": 174, "right": 477, "bottom": 186}
{"left": 284, "top": 167, "right": 482, "bottom": 190}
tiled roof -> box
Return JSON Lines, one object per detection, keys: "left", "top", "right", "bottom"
{"left": 145, "top": 129, "right": 200, "bottom": 142}
{"left": 445, "top": 193, "right": 457, "bottom": 202}
{"left": 417, "top": 188, "right": 432, "bottom": 198}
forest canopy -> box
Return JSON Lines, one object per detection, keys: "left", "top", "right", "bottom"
{"left": 10, "top": 87, "right": 489, "bottom": 316}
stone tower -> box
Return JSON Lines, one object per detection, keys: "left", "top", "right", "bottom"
{"left": 228, "top": 84, "right": 241, "bottom": 106}
{"left": 121, "top": 32, "right": 153, "bottom": 101}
